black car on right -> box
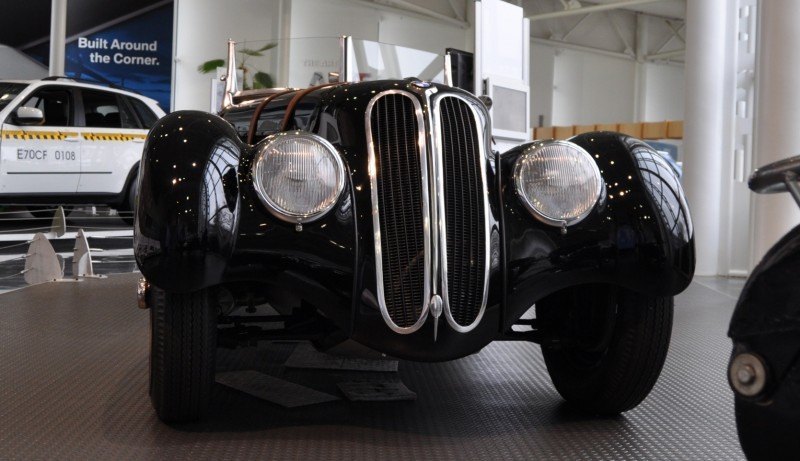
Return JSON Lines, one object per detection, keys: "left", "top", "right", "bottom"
{"left": 729, "top": 155, "right": 800, "bottom": 459}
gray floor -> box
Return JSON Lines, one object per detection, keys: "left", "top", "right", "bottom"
{"left": 0, "top": 273, "right": 746, "bottom": 460}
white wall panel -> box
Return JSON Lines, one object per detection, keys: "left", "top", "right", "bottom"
{"left": 287, "top": 0, "right": 468, "bottom": 87}
{"left": 173, "top": 0, "right": 282, "bottom": 110}
{"left": 378, "top": 13, "right": 469, "bottom": 55}
{"left": 551, "top": 47, "right": 636, "bottom": 126}
{"left": 529, "top": 43, "right": 554, "bottom": 128}
{"left": 642, "top": 62, "right": 684, "bottom": 121}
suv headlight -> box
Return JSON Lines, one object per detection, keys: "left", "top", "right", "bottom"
{"left": 514, "top": 140, "right": 602, "bottom": 227}
{"left": 253, "top": 131, "right": 345, "bottom": 223}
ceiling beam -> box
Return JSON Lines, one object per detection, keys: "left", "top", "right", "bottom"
{"left": 561, "top": 12, "right": 594, "bottom": 41}
{"left": 373, "top": 0, "right": 469, "bottom": 28}
{"left": 446, "top": 0, "right": 465, "bottom": 21}
{"left": 531, "top": 37, "right": 634, "bottom": 60}
{"left": 646, "top": 48, "right": 685, "bottom": 60}
{"left": 526, "top": 0, "right": 667, "bottom": 22}
{"left": 665, "top": 20, "right": 686, "bottom": 44}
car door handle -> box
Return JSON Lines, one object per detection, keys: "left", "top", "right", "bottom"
{"left": 132, "top": 138, "right": 145, "bottom": 143}
{"left": 64, "top": 137, "right": 80, "bottom": 143}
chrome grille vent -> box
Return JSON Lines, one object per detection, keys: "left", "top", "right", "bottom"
{"left": 366, "top": 89, "right": 488, "bottom": 335}
{"left": 367, "top": 92, "right": 429, "bottom": 331}
{"left": 438, "top": 96, "right": 487, "bottom": 328}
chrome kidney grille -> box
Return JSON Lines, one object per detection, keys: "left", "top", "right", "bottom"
{"left": 366, "top": 89, "right": 489, "bottom": 335}
{"left": 437, "top": 96, "right": 488, "bottom": 330}
{"left": 366, "top": 91, "right": 431, "bottom": 333}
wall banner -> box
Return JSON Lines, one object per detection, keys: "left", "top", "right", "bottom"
{"left": 65, "top": 4, "right": 173, "bottom": 110}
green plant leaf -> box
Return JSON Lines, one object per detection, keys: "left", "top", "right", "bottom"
{"left": 239, "top": 48, "right": 264, "bottom": 57}
{"left": 253, "top": 72, "right": 274, "bottom": 89}
{"left": 239, "top": 43, "right": 276, "bottom": 57}
{"left": 197, "top": 59, "right": 225, "bottom": 73}
{"left": 257, "top": 42, "right": 277, "bottom": 52}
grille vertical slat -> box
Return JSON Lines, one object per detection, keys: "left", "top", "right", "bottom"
{"left": 370, "top": 93, "right": 426, "bottom": 328}
{"left": 440, "top": 97, "right": 486, "bottom": 327}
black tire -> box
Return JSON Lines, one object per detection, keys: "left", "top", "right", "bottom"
{"left": 537, "top": 284, "right": 673, "bottom": 416}
{"left": 118, "top": 175, "right": 138, "bottom": 225}
{"left": 149, "top": 285, "right": 217, "bottom": 423}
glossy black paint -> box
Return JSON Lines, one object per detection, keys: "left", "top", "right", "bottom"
{"left": 135, "top": 111, "right": 244, "bottom": 293}
{"left": 135, "top": 82, "right": 695, "bottom": 361}
{"left": 748, "top": 154, "right": 800, "bottom": 194}
{"left": 501, "top": 132, "right": 695, "bottom": 330}
{"left": 500, "top": 132, "right": 694, "bottom": 329}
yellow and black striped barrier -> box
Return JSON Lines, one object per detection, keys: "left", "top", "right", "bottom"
{"left": 82, "top": 133, "right": 147, "bottom": 142}
{"left": 1, "top": 130, "right": 79, "bottom": 141}
{"left": 1, "top": 130, "right": 147, "bottom": 142}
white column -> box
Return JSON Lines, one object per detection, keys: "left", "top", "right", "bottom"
{"left": 682, "top": 0, "right": 729, "bottom": 275}
{"left": 48, "top": 0, "right": 67, "bottom": 76}
{"left": 751, "top": 0, "right": 800, "bottom": 263}
{"left": 633, "top": 13, "right": 648, "bottom": 121}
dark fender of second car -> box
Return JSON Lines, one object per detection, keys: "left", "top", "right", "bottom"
{"left": 134, "top": 80, "right": 695, "bottom": 361}
{"left": 728, "top": 224, "right": 800, "bottom": 458}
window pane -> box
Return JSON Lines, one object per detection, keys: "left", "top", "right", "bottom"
{"left": 129, "top": 97, "right": 159, "bottom": 129}
{"left": 22, "top": 89, "right": 72, "bottom": 127}
{"left": 117, "top": 96, "right": 140, "bottom": 129}
{"left": 82, "top": 89, "right": 120, "bottom": 128}
{"left": 0, "top": 83, "right": 27, "bottom": 112}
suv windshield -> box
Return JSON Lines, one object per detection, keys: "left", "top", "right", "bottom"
{"left": 0, "top": 82, "right": 28, "bottom": 112}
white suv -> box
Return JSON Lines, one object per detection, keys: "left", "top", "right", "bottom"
{"left": 0, "top": 77, "right": 166, "bottom": 217}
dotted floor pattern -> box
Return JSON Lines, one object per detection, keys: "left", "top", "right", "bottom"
{"left": 0, "top": 273, "right": 745, "bottom": 460}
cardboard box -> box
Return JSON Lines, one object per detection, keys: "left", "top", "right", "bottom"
{"left": 617, "top": 122, "right": 643, "bottom": 138}
{"left": 534, "top": 126, "right": 555, "bottom": 140}
{"left": 594, "top": 123, "right": 618, "bottom": 132}
{"left": 667, "top": 120, "right": 684, "bottom": 139}
{"left": 642, "top": 121, "right": 668, "bottom": 139}
{"left": 554, "top": 126, "right": 574, "bottom": 139}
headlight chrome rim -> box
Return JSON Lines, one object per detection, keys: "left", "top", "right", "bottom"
{"left": 253, "top": 131, "right": 345, "bottom": 224}
{"left": 513, "top": 140, "right": 602, "bottom": 227}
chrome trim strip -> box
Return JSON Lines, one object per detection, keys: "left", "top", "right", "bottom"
{"left": 430, "top": 93, "right": 492, "bottom": 333}
{"left": 222, "top": 39, "right": 238, "bottom": 109}
{"left": 365, "top": 90, "right": 431, "bottom": 334}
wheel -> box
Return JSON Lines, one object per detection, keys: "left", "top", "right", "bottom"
{"left": 118, "top": 172, "right": 138, "bottom": 225}
{"left": 729, "top": 342, "right": 800, "bottom": 459}
{"left": 537, "top": 284, "right": 673, "bottom": 416}
{"left": 734, "top": 382, "right": 800, "bottom": 459}
{"left": 149, "top": 285, "right": 217, "bottom": 422}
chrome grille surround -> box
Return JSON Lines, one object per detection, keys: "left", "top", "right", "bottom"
{"left": 430, "top": 93, "right": 491, "bottom": 333}
{"left": 366, "top": 88, "right": 490, "bottom": 335}
{"left": 365, "top": 90, "right": 431, "bottom": 334}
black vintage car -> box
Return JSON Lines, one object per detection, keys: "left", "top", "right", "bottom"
{"left": 134, "top": 44, "right": 695, "bottom": 422}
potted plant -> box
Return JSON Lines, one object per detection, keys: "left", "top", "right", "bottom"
{"left": 197, "top": 42, "right": 277, "bottom": 90}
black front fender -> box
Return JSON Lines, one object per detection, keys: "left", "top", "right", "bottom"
{"left": 134, "top": 111, "right": 244, "bottom": 292}
{"left": 501, "top": 132, "right": 695, "bottom": 328}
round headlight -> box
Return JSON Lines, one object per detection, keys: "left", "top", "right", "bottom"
{"left": 514, "top": 140, "right": 602, "bottom": 227}
{"left": 253, "top": 131, "right": 345, "bottom": 223}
